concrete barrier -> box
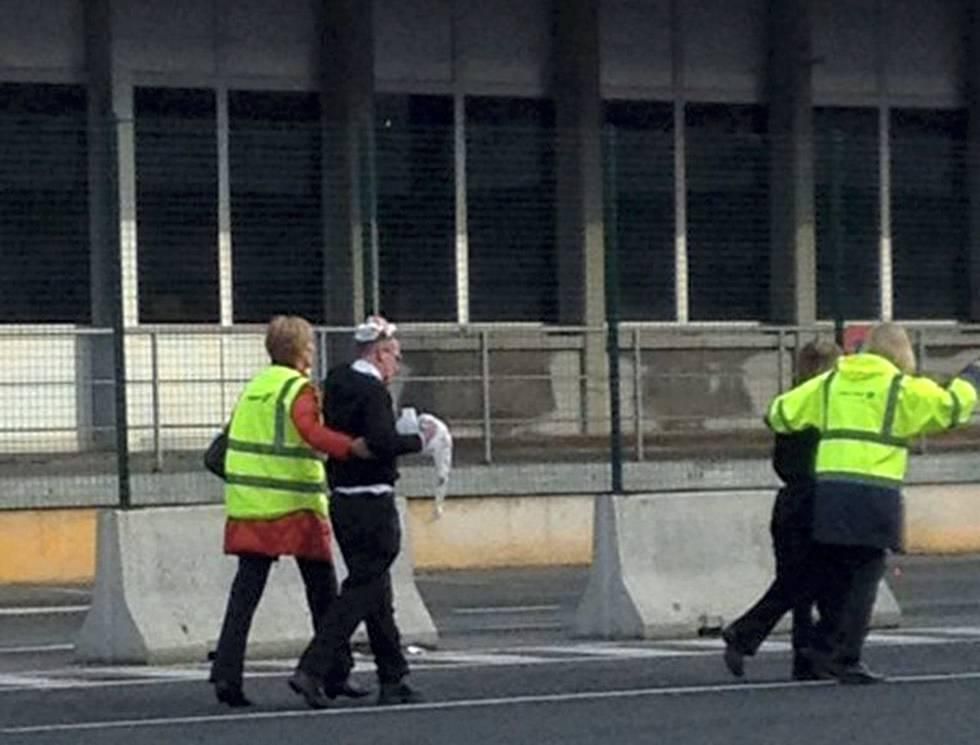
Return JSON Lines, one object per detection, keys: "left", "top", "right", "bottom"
{"left": 75, "top": 500, "right": 436, "bottom": 664}
{"left": 575, "top": 492, "right": 901, "bottom": 639}
{"left": 5, "top": 482, "right": 980, "bottom": 586}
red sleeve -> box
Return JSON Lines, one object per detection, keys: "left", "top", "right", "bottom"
{"left": 291, "top": 386, "right": 353, "bottom": 460}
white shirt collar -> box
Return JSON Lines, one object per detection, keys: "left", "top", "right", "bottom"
{"left": 351, "top": 358, "right": 383, "bottom": 381}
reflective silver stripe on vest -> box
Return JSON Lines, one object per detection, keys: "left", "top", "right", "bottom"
{"left": 881, "top": 373, "right": 904, "bottom": 439}
{"left": 821, "top": 429, "right": 907, "bottom": 448}
{"left": 949, "top": 388, "right": 961, "bottom": 429}
{"left": 816, "top": 471, "right": 903, "bottom": 489}
{"left": 821, "top": 370, "right": 837, "bottom": 430}
{"left": 225, "top": 473, "right": 326, "bottom": 494}
{"left": 274, "top": 376, "right": 302, "bottom": 447}
{"left": 226, "top": 438, "right": 322, "bottom": 460}
{"left": 227, "top": 374, "right": 310, "bottom": 459}
{"left": 820, "top": 372, "right": 907, "bottom": 448}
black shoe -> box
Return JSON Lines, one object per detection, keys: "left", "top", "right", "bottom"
{"left": 288, "top": 670, "right": 331, "bottom": 709}
{"left": 836, "top": 662, "right": 885, "bottom": 685}
{"left": 792, "top": 654, "right": 821, "bottom": 682}
{"left": 800, "top": 647, "right": 838, "bottom": 680}
{"left": 213, "top": 680, "right": 252, "bottom": 707}
{"left": 721, "top": 628, "right": 745, "bottom": 678}
{"left": 324, "top": 680, "right": 371, "bottom": 700}
{"left": 377, "top": 680, "right": 423, "bottom": 706}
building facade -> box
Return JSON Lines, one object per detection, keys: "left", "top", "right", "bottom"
{"left": 1, "top": 0, "right": 979, "bottom": 329}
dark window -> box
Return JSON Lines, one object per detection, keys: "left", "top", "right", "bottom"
{"left": 686, "top": 103, "right": 769, "bottom": 321}
{"left": 604, "top": 101, "right": 675, "bottom": 321}
{"left": 135, "top": 87, "right": 218, "bottom": 323}
{"left": 466, "top": 96, "right": 557, "bottom": 322}
{"left": 229, "top": 91, "right": 323, "bottom": 324}
{"left": 0, "top": 84, "right": 89, "bottom": 323}
{"left": 375, "top": 95, "right": 455, "bottom": 321}
{"left": 815, "top": 107, "right": 879, "bottom": 321}
{"left": 891, "top": 108, "right": 968, "bottom": 320}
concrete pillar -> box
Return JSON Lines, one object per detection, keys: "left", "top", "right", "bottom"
{"left": 554, "top": 0, "right": 609, "bottom": 434}
{"left": 967, "top": 0, "right": 980, "bottom": 321}
{"left": 767, "top": 0, "right": 816, "bottom": 325}
{"left": 80, "top": 0, "right": 131, "bottom": 456}
{"left": 318, "top": 0, "right": 375, "bottom": 326}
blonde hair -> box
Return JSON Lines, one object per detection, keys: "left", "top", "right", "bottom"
{"left": 796, "top": 340, "right": 842, "bottom": 383}
{"left": 265, "top": 315, "right": 314, "bottom": 367}
{"left": 865, "top": 322, "right": 916, "bottom": 374}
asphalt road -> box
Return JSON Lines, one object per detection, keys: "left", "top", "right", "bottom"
{"left": 2, "top": 556, "right": 980, "bottom": 744}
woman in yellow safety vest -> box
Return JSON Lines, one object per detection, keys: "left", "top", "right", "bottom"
{"left": 209, "top": 315, "right": 370, "bottom": 707}
{"left": 765, "top": 322, "right": 979, "bottom": 684}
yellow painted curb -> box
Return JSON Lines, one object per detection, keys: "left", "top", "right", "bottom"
{"left": 3, "top": 487, "right": 980, "bottom": 585}
{"left": 904, "top": 485, "right": 980, "bottom": 554}
{"left": 0, "top": 509, "right": 96, "bottom": 584}
{"left": 407, "top": 495, "right": 593, "bottom": 569}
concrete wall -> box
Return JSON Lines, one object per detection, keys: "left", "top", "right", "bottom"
{"left": 0, "top": 0, "right": 965, "bottom": 105}
{"left": 3, "top": 484, "right": 980, "bottom": 584}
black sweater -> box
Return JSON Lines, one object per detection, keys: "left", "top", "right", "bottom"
{"left": 321, "top": 363, "right": 423, "bottom": 491}
{"left": 772, "top": 429, "right": 819, "bottom": 489}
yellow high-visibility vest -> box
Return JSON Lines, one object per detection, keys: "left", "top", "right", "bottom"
{"left": 224, "top": 365, "right": 327, "bottom": 520}
{"left": 767, "top": 353, "right": 977, "bottom": 487}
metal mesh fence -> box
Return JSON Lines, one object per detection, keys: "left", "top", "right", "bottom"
{"left": 1, "top": 85, "right": 979, "bottom": 508}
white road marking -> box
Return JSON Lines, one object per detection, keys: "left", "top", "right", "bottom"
{"left": 0, "top": 643, "right": 74, "bottom": 655}
{"left": 452, "top": 605, "right": 561, "bottom": 615}
{"left": 519, "top": 643, "right": 704, "bottom": 658}
{"left": 5, "top": 671, "right": 980, "bottom": 735}
{"left": 865, "top": 632, "right": 961, "bottom": 646}
{"left": 0, "top": 605, "right": 88, "bottom": 616}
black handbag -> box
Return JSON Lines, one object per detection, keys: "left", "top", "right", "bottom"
{"left": 203, "top": 427, "right": 229, "bottom": 480}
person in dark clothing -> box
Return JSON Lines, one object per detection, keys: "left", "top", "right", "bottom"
{"left": 722, "top": 340, "right": 842, "bottom": 680}
{"left": 289, "top": 315, "right": 433, "bottom": 709}
{"left": 764, "top": 323, "right": 979, "bottom": 684}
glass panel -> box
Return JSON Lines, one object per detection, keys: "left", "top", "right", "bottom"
{"left": 815, "top": 106, "right": 879, "bottom": 321}
{"left": 604, "top": 100, "right": 675, "bottom": 321}
{"left": 375, "top": 94, "right": 455, "bottom": 321}
{"left": 0, "top": 83, "right": 89, "bottom": 323}
{"left": 686, "top": 103, "right": 769, "bottom": 321}
{"left": 466, "top": 96, "right": 557, "bottom": 322}
{"left": 135, "top": 87, "right": 219, "bottom": 323}
{"left": 229, "top": 90, "right": 323, "bottom": 324}
{"left": 891, "top": 108, "right": 968, "bottom": 320}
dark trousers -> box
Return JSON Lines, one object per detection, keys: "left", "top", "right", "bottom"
{"left": 298, "top": 492, "right": 409, "bottom": 685}
{"left": 809, "top": 543, "right": 887, "bottom": 665}
{"left": 210, "top": 554, "right": 340, "bottom": 686}
{"left": 726, "top": 487, "right": 830, "bottom": 655}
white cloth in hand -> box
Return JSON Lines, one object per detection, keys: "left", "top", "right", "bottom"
{"left": 418, "top": 413, "right": 452, "bottom": 517}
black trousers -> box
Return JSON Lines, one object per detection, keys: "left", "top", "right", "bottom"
{"left": 809, "top": 543, "right": 887, "bottom": 665}
{"left": 725, "top": 487, "right": 831, "bottom": 655}
{"left": 209, "top": 554, "right": 341, "bottom": 686}
{"left": 298, "top": 492, "right": 409, "bottom": 686}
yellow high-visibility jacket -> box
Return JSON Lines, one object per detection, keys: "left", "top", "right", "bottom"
{"left": 224, "top": 365, "right": 328, "bottom": 521}
{"left": 765, "top": 353, "right": 978, "bottom": 549}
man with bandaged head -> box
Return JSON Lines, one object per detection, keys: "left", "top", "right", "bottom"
{"left": 290, "top": 315, "right": 435, "bottom": 708}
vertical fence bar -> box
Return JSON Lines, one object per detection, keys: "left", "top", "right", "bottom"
{"left": 150, "top": 331, "right": 163, "bottom": 472}
{"left": 830, "top": 131, "right": 845, "bottom": 348}
{"left": 480, "top": 329, "right": 492, "bottom": 464}
{"left": 777, "top": 328, "right": 786, "bottom": 392}
{"left": 316, "top": 327, "right": 328, "bottom": 382}
{"left": 633, "top": 327, "right": 644, "bottom": 461}
{"left": 604, "top": 125, "right": 624, "bottom": 493}
{"left": 916, "top": 328, "right": 928, "bottom": 453}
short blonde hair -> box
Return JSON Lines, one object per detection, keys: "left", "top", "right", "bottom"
{"left": 865, "top": 322, "right": 916, "bottom": 374}
{"left": 796, "top": 340, "right": 842, "bottom": 383}
{"left": 265, "top": 315, "right": 314, "bottom": 367}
